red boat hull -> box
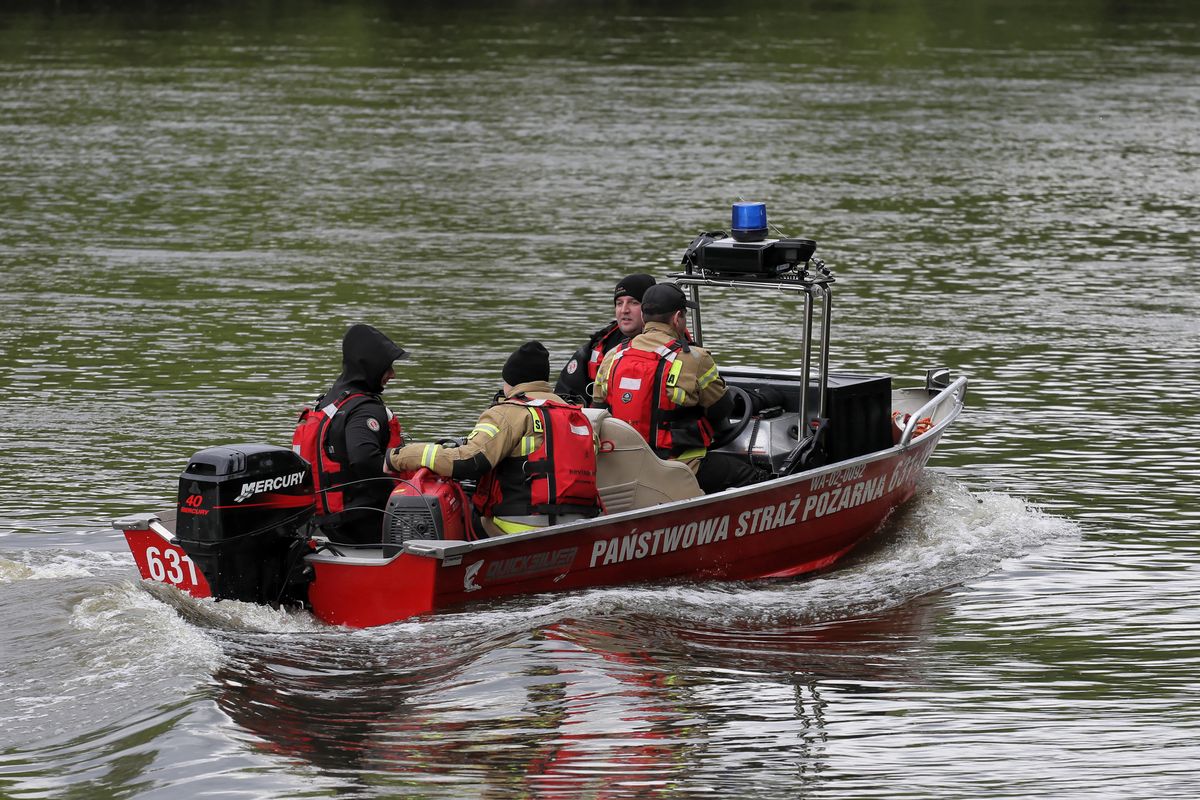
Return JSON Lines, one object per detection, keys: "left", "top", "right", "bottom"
{"left": 305, "top": 431, "right": 940, "bottom": 627}
{"left": 116, "top": 397, "right": 954, "bottom": 628}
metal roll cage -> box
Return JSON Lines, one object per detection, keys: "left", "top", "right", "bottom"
{"left": 668, "top": 256, "right": 835, "bottom": 472}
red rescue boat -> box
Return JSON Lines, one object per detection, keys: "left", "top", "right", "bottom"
{"left": 116, "top": 216, "right": 968, "bottom": 628}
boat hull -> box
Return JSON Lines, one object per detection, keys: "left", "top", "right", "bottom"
{"left": 115, "top": 379, "right": 963, "bottom": 628}
{"left": 303, "top": 429, "right": 943, "bottom": 627}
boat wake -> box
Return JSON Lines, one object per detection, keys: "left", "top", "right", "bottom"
{"left": 0, "top": 473, "right": 1075, "bottom": 787}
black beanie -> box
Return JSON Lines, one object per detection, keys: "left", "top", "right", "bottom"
{"left": 502, "top": 341, "right": 550, "bottom": 386}
{"left": 614, "top": 273, "right": 656, "bottom": 302}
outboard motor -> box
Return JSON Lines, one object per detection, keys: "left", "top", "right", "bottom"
{"left": 175, "top": 444, "right": 315, "bottom": 605}
{"left": 381, "top": 468, "right": 473, "bottom": 557}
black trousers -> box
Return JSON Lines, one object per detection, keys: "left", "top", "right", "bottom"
{"left": 694, "top": 452, "right": 766, "bottom": 495}
{"left": 324, "top": 507, "right": 385, "bottom": 545}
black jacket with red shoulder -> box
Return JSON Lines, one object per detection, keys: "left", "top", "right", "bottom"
{"left": 554, "top": 321, "right": 627, "bottom": 407}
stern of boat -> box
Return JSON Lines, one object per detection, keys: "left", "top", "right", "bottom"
{"left": 115, "top": 511, "right": 213, "bottom": 598}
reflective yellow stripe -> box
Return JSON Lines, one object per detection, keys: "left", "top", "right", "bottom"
{"left": 516, "top": 408, "right": 543, "bottom": 455}
{"left": 420, "top": 444, "right": 442, "bottom": 469}
{"left": 490, "top": 517, "right": 540, "bottom": 535}
{"left": 676, "top": 447, "right": 706, "bottom": 463}
{"left": 470, "top": 422, "right": 499, "bottom": 440}
{"left": 595, "top": 352, "right": 620, "bottom": 397}
{"left": 665, "top": 360, "right": 682, "bottom": 388}
{"left": 697, "top": 363, "right": 719, "bottom": 390}
{"left": 666, "top": 361, "right": 686, "bottom": 403}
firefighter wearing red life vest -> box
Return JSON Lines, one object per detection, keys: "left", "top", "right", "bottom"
{"left": 593, "top": 283, "right": 763, "bottom": 495}
{"left": 554, "top": 273, "right": 656, "bottom": 406}
{"left": 292, "top": 323, "right": 407, "bottom": 545}
{"left": 388, "top": 341, "right": 600, "bottom": 537}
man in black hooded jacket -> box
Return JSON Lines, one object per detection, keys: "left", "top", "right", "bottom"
{"left": 308, "top": 323, "right": 408, "bottom": 544}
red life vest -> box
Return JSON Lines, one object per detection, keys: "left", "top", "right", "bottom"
{"left": 292, "top": 392, "right": 402, "bottom": 515}
{"left": 586, "top": 321, "right": 623, "bottom": 382}
{"left": 584, "top": 323, "right": 696, "bottom": 384}
{"left": 603, "top": 339, "right": 712, "bottom": 459}
{"left": 474, "top": 397, "right": 600, "bottom": 520}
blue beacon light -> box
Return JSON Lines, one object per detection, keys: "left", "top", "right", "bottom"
{"left": 731, "top": 201, "right": 768, "bottom": 242}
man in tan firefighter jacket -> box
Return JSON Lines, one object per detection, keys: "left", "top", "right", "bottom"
{"left": 388, "top": 341, "right": 600, "bottom": 537}
{"left": 592, "top": 283, "right": 762, "bottom": 495}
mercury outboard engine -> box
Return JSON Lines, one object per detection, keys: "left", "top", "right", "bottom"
{"left": 175, "top": 444, "right": 315, "bottom": 606}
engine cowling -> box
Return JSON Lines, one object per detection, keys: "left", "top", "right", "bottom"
{"left": 175, "top": 444, "right": 314, "bottom": 605}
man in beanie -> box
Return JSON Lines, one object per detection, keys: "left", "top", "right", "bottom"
{"left": 294, "top": 323, "right": 408, "bottom": 545}
{"left": 554, "top": 273, "right": 656, "bottom": 406}
{"left": 389, "top": 341, "right": 600, "bottom": 536}
{"left": 593, "top": 284, "right": 762, "bottom": 495}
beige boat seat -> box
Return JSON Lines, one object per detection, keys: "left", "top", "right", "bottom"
{"left": 583, "top": 408, "right": 704, "bottom": 514}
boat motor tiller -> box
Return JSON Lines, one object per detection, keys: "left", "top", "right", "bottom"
{"left": 175, "top": 444, "right": 315, "bottom": 605}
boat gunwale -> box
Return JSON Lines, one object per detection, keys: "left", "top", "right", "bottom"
{"left": 114, "top": 514, "right": 176, "bottom": 534}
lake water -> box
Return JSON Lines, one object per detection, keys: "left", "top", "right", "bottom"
{"left": 1, "top": 1, "right": 1197, "bottom": 797}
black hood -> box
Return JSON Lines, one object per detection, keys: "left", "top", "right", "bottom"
{"left": 338, "top": 324, "right": 407, "bottom": 394}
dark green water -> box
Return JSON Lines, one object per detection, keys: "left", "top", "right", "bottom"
{"left": 1, "top": 1, "right": 1197, "bottom": 798}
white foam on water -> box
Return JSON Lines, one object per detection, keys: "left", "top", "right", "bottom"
{"left": 156, "top": 588, "right": 330, "bottom": 634}
{"left": 69, "top": 582, "right": 226, "bottom": 683}
{"left": 0, "top": 556, "right": 37, "bottom": 582}
{"left": 806, "top": 474, "right": 1077, "bottom": 610}
{"left": 0, "top": 549, "right": 128, "bottom": 583}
